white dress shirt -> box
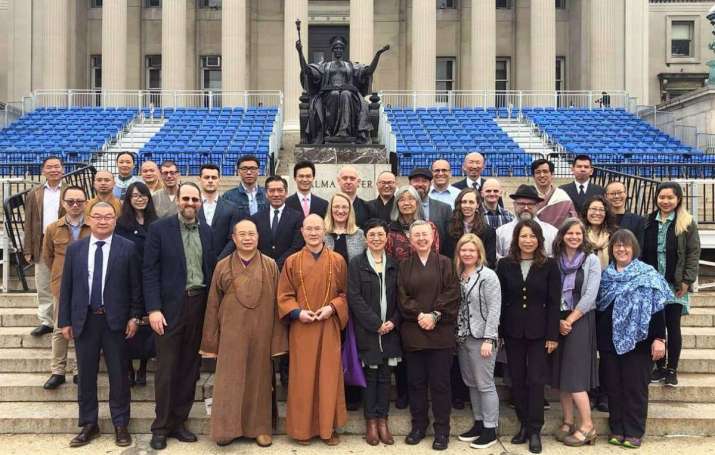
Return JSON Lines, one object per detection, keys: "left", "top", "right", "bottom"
{"left": 270, "top": 204, "right": 286, "bottom": 225}
{"left": 88, "top": 234, "right": 113, "bottom": 306}
{"left": 575, "top": 180, "right": 590, "bottom": 194}
{"left": 202, "top": 197, "right": 218, "bottom": 226}
{"left": 42, "top": 183, "right": 62, "bottom": 234}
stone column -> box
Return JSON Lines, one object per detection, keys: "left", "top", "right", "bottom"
{"left": 44, "top": 0, "right": 71, "bottom": 92}
{"left": 7, "top": 0, "right": 33, "bottom": 102}
{"left": 471, "top": 0, "right": 496, "bottom": 105}
{"left": 625, "top": 0, "right": 648, "bottom": 105}
{"left": 102, "top": 0, "right": 129, "bottom": 94}
{"left": 529, "top": 0, "right": 555, "bottom": 96}
{"left": 411, "top": 0, "right": 436, "bottom": 106}
{"left": 283, "top": 0, "right": 308, "bottom": 131}
{"left": 162, "top": 0, "right": 189, "bottom": 105}
{"left": 222, "top": 0, "right": 248, "bottom": 107}
{"left": 350, "top": 0, "right": 373, "bottom": 66}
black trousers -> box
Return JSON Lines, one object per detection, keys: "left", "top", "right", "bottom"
{"left": 395, "top": 361, "right": 408, "bottom": 400}
{"left": 450, "top": 355, "right": 469, "bottom": 403}
{"left": 363, "top": 362, "right": 391, "bottom": 419}
{"left": 602, "top": 349, "right": 652, "bottom": 439}
{"left": 505, "top": 337, "right": 547, "bottom": 434}
{"left": 75, "top": 312, "right": 130, "bottom": 427}
{"left": 657, "top": 304, "right": 682, "bottom": 371}
{"left": 151, "top": 292, "right": 206, "bottom": 435}
{"left": 405, "top": 348, "right": 453, "bottom": 437}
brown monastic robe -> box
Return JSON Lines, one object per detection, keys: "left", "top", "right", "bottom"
{"left": 200, "top": 252, "right": 288, "bottom": 442}
{"left": 277, "top": 246, "right": 349, "bottom": 441}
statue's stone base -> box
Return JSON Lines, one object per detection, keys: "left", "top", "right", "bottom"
{"left": 294, "top": 144, "right": 388, "bottom": 164}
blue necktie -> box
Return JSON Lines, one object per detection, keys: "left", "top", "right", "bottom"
{"left": 90, "top": 241, "right": 105, "bottom": 311}
{"left": 271, "top": 209, "right": 280, "bottom": 237}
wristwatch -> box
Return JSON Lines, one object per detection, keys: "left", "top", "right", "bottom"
{"left": 431, "top": 311, "right": 442, "bottom": 323}
{"left": 483, "top": 339, "right": 494, "bottom": 345}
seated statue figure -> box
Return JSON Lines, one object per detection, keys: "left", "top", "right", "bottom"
{"left": 296, "top": 36, "right": 389, "bottom": 144}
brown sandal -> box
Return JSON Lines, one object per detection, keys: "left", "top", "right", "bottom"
{"left": 554, "top": 422, "right": 574, "bottom": 442}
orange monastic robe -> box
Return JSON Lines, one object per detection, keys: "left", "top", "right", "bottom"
{"left": 277, "top": 246, "right": 349, "bottom": 441}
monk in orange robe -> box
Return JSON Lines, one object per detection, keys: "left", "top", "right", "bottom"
{"left": 277, "top": 214, "right": 349, "bottom": 445}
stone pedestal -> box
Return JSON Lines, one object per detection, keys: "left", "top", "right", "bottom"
{"left": 294, "top": 144, "right": 388, "bottom": 164}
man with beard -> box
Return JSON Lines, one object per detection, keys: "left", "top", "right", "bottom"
{"left": 408, "top": 168, "right": 451, "bottom": 245}
{"left": 495, "top": 185, "right": 558, "bottom": 258}
{"left": 152, "top": 160, "right": 181, "bottom": 218}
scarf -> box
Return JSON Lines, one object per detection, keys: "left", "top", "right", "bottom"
{"left": 597, "top": 259, "right": 673, "bottom": 355}
{"left": 366, "top": 250, "right": 388, "bottom": 322}
{"left": 587, "top": 228, "right": 610, "bottom": 269}
{"left": 559, "top": 251, "right": 586, "bottom": 311}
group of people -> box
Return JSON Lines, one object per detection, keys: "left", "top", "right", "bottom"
{"left": 22, "top": 150, "right": 700, "bottom": 453}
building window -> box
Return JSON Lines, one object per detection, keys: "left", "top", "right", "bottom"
{"left": 145, "top": 55, "right": 162, "bottom": 90}
{"left": 90, "top": 55, "right": 102, "bottom": 91}
{"left": 496, "top": 58, "right": 510, "bottom": 107}
{"left": 90, "top": 0, "right": 103, "bottom": 8}
{"left": 144, "top": 0, "right": 161, "bottom": 8}
{"left": 671, "top": 20, "right": 694, "bottom": 58}
{"left": 555, "top": 0, "right": 567, "bottom": 9}
{"left": 555, "top": 57, "right": 565, "bottom": 91}
{"left": 200, "top": 55, "right": 222, "bottom": 107}
{"left": 496, "top": 0, "right": 511, "bottom": 9}
{"left": 436, "top": 57, "right": 456, "bottom": 91}
{"left": 438, "top": 0, "right": 456, "bottom": 9}
{"left": 198, "top": 0, "right": 221, "bottom": 9}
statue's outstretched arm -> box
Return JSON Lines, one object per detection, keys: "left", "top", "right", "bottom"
{"left": 366, "top": 44, "right": 390, "bottom": 75}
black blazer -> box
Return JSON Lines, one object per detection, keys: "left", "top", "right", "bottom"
{"left": 353, "top": 197, "right": 370, "bottom": 229}
{"left": 496, "top": 257, "right": 561, "bottom": 341}
{"left": 285, "top": 193, "right": 328, "bottom": 218}
{"left": 616, "top": 212, "right": 645, "bottom": 249}
{"left": 115, "top": 219, "right": 151, "bottom": 260}
{"left": 143, "top": 216, "right": 216, "bottom": 328}
{"left": 58, "top": 235, "right": 143, "bottom": 338}
{"left": 560, "top": 181, "right": 605, "bottom": 213}
{"left": 453, "top": 176, "right": 487, "bottom": 191}
{"left": 367, "top": 196, "right": 395, "bottom": 223}
{"left": 198, "top": 198, "right": 241, "bottom": 256}
{"left": 443, "top": 225, "right": 497, "bottom": 267}
{"left": 239, "top": 206, "right": 305, "bottom": 269}
{"left": 347, "top": 251, "right": 402, "bottom": 365}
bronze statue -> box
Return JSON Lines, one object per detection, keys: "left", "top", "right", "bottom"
{"left": 296, "top": 20, "right": 389, "bottom": 144}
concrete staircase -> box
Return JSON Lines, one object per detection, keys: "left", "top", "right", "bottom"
{"left": 1, "top": 292, "right": 715, "bottom": 435}
{"left": 91, "top": 115, "right": 165, "bottom": 170}
{"left": 496, "top": 117, "right": 570, "bottom": 172}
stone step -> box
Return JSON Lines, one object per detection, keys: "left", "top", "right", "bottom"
{"left": 1, "top": 401, "right": 714, "bottom": 436}
{"left": 0, "top": 308, "right": 38, "bottom": 327}
{"left": 692, "top": 293, "right": 715, "bottom": 308}
{"left": 683, "top": 327, "right": 715, "bottom": 349}
{"left": 0, "top": 294, "right": 37, "bottom": 309}
{"left": 683, "top": 308, "right": 715, "bottom": 328}
{"left": 679, "top": 349, "right": 715, "bottom": 374}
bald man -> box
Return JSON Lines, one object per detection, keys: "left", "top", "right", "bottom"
{"left": 367, "top": 171, "right": 396, "bottom": 222}
{"left": 428, "top": 160, "right": 461, "bottom": 208}
{"left": 141, "top": 160, "right": 164, "bottom": 193}
{"left": 480, "top": 178, "right": 512, "bottom": 229}
{"left": 453, "top": 152, "right": 487, "bottom": 191}
{"left": 85, "top": 170, "right": 122, "bottom": 216}
{"left": 337, "top": 166, "right": 369, "bottom": 229}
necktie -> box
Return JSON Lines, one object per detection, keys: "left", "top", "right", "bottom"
{"left": 578, "top": 184, "right": 585, "bottom": 197}
{"left": 301, "top": 197, "right": 310, "bottom": 217}
{"left": 90, "top": 241, "right": 105, "bottom": 311}
{"left": 271, "top": 209, "right": 280, "bottom": 237}
{"left": 472, "top": 181, "right": 479, "bottom": 191}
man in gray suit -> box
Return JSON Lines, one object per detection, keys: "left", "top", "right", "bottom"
{"left": 408, "top": 168, "right": 452, "bottom": 245}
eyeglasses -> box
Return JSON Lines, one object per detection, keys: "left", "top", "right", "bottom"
{"left": 432, "top": 169, "right": 450, "bottom": 174}
{"left": 238, "top": 166, "right": 259, "bottom": 172}
{"left": 606, "top": 191, "right": 625, "bottom": 197}
{"left": 515, "top": 202, "right": 536, "bottom": 208}
{"left": 130, "top": 194, "right": 148, "bottom": 200}
{"left": 89, "top": 214, "right": 115, "bottom": 222}
{"left": 63, "top": 199, "right": 86, "bottom": 206}
{"left": 180, "top": 196, "right": 201, "bottom": 203}
{"left": 367, "top": 232, "right": 386, "bottom": 239}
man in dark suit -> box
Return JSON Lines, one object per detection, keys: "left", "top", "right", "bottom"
{"left": 337, "top": 165, "right": 370, "bottom": 229}
{"left": 452, "top": 152, "right": 487, "bottom": 191}
{"left": 222, "top": 176, "right": 305, "bottom": 268}
{"left": 367, "top": 170, "right": 396, "bottom": 222}
{"left": 58, "top": 201, "right": 142, "bottom": 448}
{"left": 197, "top": 164, "right": 242, "bottom": 255}
{"left": 408, "top": 168, "right": 452, "bottom": 244}
{"left": 559, "top": 154, "right": 605, "bottom": 212}
{"left": 144, "top": 182, "right": 217, "bottom": 450}
{"left": 285, "top": 160, "right": 329, "bottom": 218}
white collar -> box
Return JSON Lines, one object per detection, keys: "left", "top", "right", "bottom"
{"left": 90, "top": 234, "right": 113, "bottom": 246}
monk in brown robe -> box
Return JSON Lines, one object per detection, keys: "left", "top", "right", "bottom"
{"left": 277, "top": 214, "right": 349, "bottom": 445}
{"left": 199, "top": 219, "right": 288, "bottom": 447}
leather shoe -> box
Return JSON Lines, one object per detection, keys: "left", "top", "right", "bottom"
{"left": 31, "top": 324, "right": 53, "bottom": 337}
{"left": 511, "top": 425, "right": 528, "bottom": 444}
{"left": 405, "top": 429, "right": 426, "bottom": 445}
{"left": 73, "top": 374, "right": 78, "bottom": 384}
{"left": 169, "top": 426, "right": 198, "bottom": 442}
{"left": 377, "top": 417, "right": 394, "bottom": 445}
{"left": 432, "top": 434, "right": 449, "bottom": 450}
{"left": 365, "top": 418, "right": 379, "bottom": 445}
{"left": 43, "top": 374, "right": 65, "bottom": 390}
{"left": 69, "top": 424, "right": 100, "bottom": 447}
{"left": 150, "top": 433, "right": 167, "bottom": 450}
{"left": 115, "top": 426, "right": 131, "bottom": 447}
{"left": 135, "top": 368, "right": 147, "bottom": 386}
{"left": 528, "top": 433, "right": 542, "bottom": 454}
{"left": 256, "top": 434, "right": 272, "bottom": 447}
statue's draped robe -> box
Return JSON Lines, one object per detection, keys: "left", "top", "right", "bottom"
{"left": 200, "top": 252, "right": 288, "bottom": 442}
{"left": 301, "top": 59, "right": 374, "bottom": 144}
{"left": 277, "top": 247, "right": 349, "bottom": 440}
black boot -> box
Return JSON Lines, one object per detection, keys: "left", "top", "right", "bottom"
{"left": 511, "top": 425, "right": 528, "bottom": 444}
{"left": 528, "top": 433, "right": 542, "bottom": 454}
{"left": 458, "top": 420, "right": 483, "bottom": 442}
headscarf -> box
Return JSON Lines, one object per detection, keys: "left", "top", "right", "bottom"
{"left": 597, "top": 259, "right": 673, "bottom": 355}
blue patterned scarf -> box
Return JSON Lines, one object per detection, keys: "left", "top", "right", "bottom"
{"left": 597, "top": 259, "right": 673, "bottom": 355}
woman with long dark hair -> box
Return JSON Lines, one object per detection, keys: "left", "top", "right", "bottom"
{"left": 496, "top": 219, "right": 561, "bottom": 454}
{"left": 642, "top": 182, "right": 700, "bottom": 387}
{"left": 443, "top": 188, "right": 496, "bottom": 266}
{"left": 580, "top": 196, "right": 618, "bottom": 269}
{"left": 115, "top": 181, "right": 158, "bottom": 386}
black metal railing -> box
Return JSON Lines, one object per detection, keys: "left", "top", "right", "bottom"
{"left": 3, "top": 165, "right": 97, "bottom": 291}
{"left": 594, "top": 163, "right": 715, "bottom": 180}
{"left": 0, "top": 162, "right": 94, "bottom": 180}
{"left": 592, "top": 166, "right": 660, "bottom": 218}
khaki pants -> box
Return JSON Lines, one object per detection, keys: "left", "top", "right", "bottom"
{"left": 35, "top": 261, "right": 53, "bottom": 327}
{"left": 51, "top": 297, "right": 74, "bottom": 375}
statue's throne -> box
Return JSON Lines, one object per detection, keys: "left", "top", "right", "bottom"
{"left": 299, "top": 91, "right": 382, "bottom": 145}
